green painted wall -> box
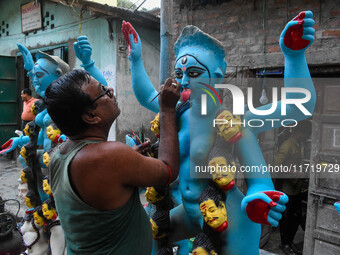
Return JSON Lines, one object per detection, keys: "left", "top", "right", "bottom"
{"left": 0, "top": 0, "right": 116, "bottom": 84}
{"left": 0, "top": 0, "right": 160, "bottom": 142}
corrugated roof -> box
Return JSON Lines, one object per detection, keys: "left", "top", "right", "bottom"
{"left": 48, "top": 0, "right": 160, "bottom": 29}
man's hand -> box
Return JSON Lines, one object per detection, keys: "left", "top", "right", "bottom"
{"left": 241, "top": 190, "right": 288, "bottom": 226}
{"left": 280, "top": 11, "right": 315, "bottom": 56}
{"left": 121, "top": 20, "right": 141, "bottom": 61}
{"left": 17, "top": 43, "right": 34, "bottom": 72}
{"left": 0, "top": 137, "right": 22, "bottom": 155}
{"left": 73, "top": 36, "right": 93, "bottom": 66}
{"left": 159, "top": 78, "right": 181, "bottom": 111}
{"left": 133, "top": 139, "right": 151, "bottom": 155}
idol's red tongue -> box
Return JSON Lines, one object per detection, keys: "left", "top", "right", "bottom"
{"left": 181, "top": 90, "right": 191, "bottom": 102}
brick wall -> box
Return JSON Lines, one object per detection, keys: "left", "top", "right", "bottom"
{"left": 172, "top": 0, "right": 340, "bottom": 69}
{"left": 171, "top": 0, "right": 340, "bottom": 168}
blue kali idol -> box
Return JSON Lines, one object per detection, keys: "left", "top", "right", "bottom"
{"left": 0, "top": 36, "right": 107, "bottom": 254}
{"left": 122, "top": 10, "right": 316, "bottom": 255}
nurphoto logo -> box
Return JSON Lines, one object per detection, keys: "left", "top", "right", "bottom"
{"left": 200, "top": 83, "right": 312, "bottom": 128}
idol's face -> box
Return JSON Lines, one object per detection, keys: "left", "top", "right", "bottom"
{"left": 20, "top": 170, "right": 27, "bottom": 183}
{"left": 32, "top": 58, "right": 60, "bottom": 98}
{"left": 150, "top": 218, "right": 166, "bottom": 239}
{"left": 145, "top": 187, "right": 164, "bottom": 204}
{"left": 43, "top": 179, "right": 52, "bottom": 195}
{"left": 209, "top": 157, "right": 236, "bottom": 191}
{"left": 43, "top": 152, "right": 50, "bottom": 167}
{"left": 150, "top": 218, "right": 158, "bottom": 239}
{"left": 174, "top": 55, "right": 210, "bottom": 102}
{"left": 42, "top": 203, "right": 56, "bottom": 220}
{"left": 46, "top": 125, "right": 60, "bottom": 141}
{"left": 33, "top": 211, "right": 44, "bottom": 226}
{"left": 18, "top": 183, "right": 28, "bottom": 203}
{"left": 150, "top": 114, "right": 160, "bottom": 136}
{"left": 192, "top": 247, "right": 209, "bottom": 255}
{"left": 215, "top": 111, "right": 242, "bottom": 142}
{"left": 199, "top": 199, "right": 227, "bottom": 229}
{"left": 192, "top": 247, "right": 217, "bottom": 255}
{"left": 25, "top": 196, "right": 34, "bottom": 208}
{"left": 23, "top": 123, "right": 30, "bottom": 136}
{"left": 20, "top": 146, "right": 27, "bottom": 160}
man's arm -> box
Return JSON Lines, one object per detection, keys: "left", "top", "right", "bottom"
{"left": 120, "top": 78, "right": 181, "bottom": 186}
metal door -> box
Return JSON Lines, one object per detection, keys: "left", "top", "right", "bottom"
{"left": 0, "top": 56, "right": 18, "bottom": 145}
{"left": 303, "top": 78, "right": 340, "bottom": 255}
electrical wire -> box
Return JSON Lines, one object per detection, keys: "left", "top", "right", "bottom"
{"left": 128, "top": 0, "right": 143, "bottom": 9}
{"left": 4, "top": 199, "right": 21, "bottom": 221}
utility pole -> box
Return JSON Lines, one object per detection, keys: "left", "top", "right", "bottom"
{"left": 159, "top": 0, "right": 173, "bottom": 85}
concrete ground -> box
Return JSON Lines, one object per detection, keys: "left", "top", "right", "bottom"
{"left": 0, "top": 154, "right": 304, "bottom": 254}
{"left": 0, "top": 153, "right": 26, "bottom": 218}
{"left": 261, "top": 226, "right": 305, "bottom": 255}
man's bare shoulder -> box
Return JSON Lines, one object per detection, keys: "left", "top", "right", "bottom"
{"left": 68, "top": 141, "right": 136, "bottom": 209}
{"left": 73, "top": 141, "right": 133, "bottom": 166}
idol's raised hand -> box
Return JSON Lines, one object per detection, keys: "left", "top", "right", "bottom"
{"left": 73, "top": 36, "right": 93, "bottom": 66}
{"left": 74, "top": 36, "right": 107, "bottom": 85}
{"left": 280, "top": 11, "right": 315, "bottom": 56}
{"left": 17, "top": 43, "right": 34, "bottom": 72}
{"left": 241, "top": 190, "right": 289, "bottom": 227}
{"left": 122, "top": 20, "right": 141, "bottom": 61}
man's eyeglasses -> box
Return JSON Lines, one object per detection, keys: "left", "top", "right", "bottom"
{"left": 91, "top": 84, "right": 112, "bottom": 104}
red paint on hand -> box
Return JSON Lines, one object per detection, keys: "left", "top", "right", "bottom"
{"left": 246, "top": 191, "right": 284, "bottom": 225}
{"left": 122, "top": 20, "right": 139, "bottom": 56}
{"left": 284, "top": 11, "right": 310, "bottom": 50}
{"left": 0, "top": 139, "right": 13, "bottom": 154}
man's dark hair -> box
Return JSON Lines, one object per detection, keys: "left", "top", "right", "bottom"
{"left": 22, "top": 88, "right": 32, "bottom": 96}
{"left": 44, "top": 69, "right": 95, "bottom": 137}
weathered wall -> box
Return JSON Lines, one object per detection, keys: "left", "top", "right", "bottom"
{"left": 0, "top": 0, "right": 160, "bottom": 142}
{"left": 0, "top": 0, "right": 116, "bottom": 138}
{"left": 171, "top": 0, "right": 340, "bottom": 166}
{"left": 172, "top": 0, "right": 340, "bottom": 69}
{"left": 115, "top": 21, "right": 160, "bottom": 143}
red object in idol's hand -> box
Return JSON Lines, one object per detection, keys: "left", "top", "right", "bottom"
{"left": 122, "top": 20, "right": 138, "bottom": 56}
{"left": 284, "top": 11, "right": 310, "bottom": 51}
{"left": 246, "top": 191, "right": 285, "bottom": 225}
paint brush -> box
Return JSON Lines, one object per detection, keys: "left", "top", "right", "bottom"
{"left": 149, "top": 91, "right": 161, "bottom": 103}
{"left": 131, "top": 129, "right": 151, "bottom": 157}
{"left": 149, "top": 82, "right": 178, "bottom": 103}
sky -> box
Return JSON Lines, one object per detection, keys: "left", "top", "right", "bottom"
{"left": 90, "top": 0, "right": 160, "bottom": 10}
{"left": 136, "top": 0, "right": 160, "bottom": 10}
